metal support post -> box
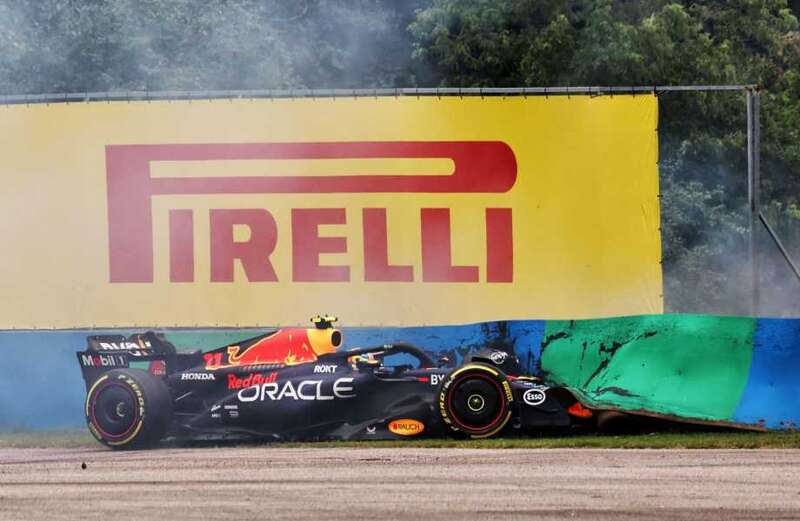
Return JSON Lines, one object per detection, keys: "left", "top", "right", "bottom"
{"left": 746, "top": 89, "right": 761, "bottom": 315}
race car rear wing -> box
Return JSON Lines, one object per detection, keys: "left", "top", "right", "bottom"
{"left": 76, "top": 332, "right": 200, "bottom": 390}
{"left": 85, "top": 331, "right": 176, "bottom": 356}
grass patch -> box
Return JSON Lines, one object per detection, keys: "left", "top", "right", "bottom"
{"left": 1, "top": 430, "right": 799, "bottom": 449}
{"left": 277, "top": 431, "right": 800, "bottom": 449}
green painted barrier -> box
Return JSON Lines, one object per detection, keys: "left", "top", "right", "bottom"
{"left": 540, "top": 314, "right": 756, "bottom": 422}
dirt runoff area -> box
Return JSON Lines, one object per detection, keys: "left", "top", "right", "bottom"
{"left": 1, "top": 447, "right": 799, "bottom": 520}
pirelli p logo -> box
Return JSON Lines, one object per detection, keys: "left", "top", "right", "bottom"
{"left": 106, "top": 141, "right": 517, "bottom": 284}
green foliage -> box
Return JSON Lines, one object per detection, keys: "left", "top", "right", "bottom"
{"left": 0, "top": 0, "right": 797, "bottom": 313}
{"left": 0, "top": 0, "right": 423, "bottom": 92}
{"left": 411, "top": 0, "right": 800, "bottom": 314}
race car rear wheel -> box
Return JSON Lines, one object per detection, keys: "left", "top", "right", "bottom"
{"left": 439, "top": 364, "right": 513, "bottom": 438}
{"left": 85, "top": 368, "right": 172, "bottom": 449}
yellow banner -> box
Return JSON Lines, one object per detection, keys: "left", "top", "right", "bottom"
{"left": 0, "top": 95, "right": 661, "bottom": 328}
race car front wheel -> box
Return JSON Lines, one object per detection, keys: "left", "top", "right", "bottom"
{"left": 439, "top": 364, "right": 513, "bottom": 438}
{"left": 85, "top": 368, "right": 172, "bottom": 449}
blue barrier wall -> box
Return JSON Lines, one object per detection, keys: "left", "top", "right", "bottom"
{"left": 733, "top": 319, "right": 800, "bottom": 429}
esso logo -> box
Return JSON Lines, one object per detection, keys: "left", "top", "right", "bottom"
{"left": 523, "top": 388, "right": 547, "bottom": 406}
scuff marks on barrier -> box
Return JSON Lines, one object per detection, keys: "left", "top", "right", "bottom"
{"left": 506, "top": 320, "right": 547, "bottom": 374}
{"left": 580, "top": 331, "right": 659, "bottom": 387}
{"left": 541, "top": 331, "right": 570, "bottom": 349}
{"left": 582, "top": 341, "right": 625, "bottom": 387}
{"left": 594, "top": 386, "right": 640, "bottom": 398}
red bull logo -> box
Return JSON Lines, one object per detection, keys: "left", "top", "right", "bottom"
{"left": 227, "top": 371, "right": 278, "bottom": 390}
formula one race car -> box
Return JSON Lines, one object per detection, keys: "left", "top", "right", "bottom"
{"left": 76, "top": 316, "right": 595, "bottom": 449}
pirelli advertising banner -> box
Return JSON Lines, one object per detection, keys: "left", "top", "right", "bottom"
{"left": 0, "top": 95, "right": 661, "bottom": 328}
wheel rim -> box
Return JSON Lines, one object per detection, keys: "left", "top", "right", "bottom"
{"left": 466, "top": 393, "right": 486, "bottom": 412}
{"left": 446, "top": 373, "right": 507, "bottom": 434}
{"left": 90, "top": 383, "right": 139, "bottom": 439}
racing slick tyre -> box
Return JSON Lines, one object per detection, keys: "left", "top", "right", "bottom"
{"left": 438, "top": 364, "right": 513, "bottom": 438}
{"left": 85, "top": 368, "right": 172, "bottom": 449}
